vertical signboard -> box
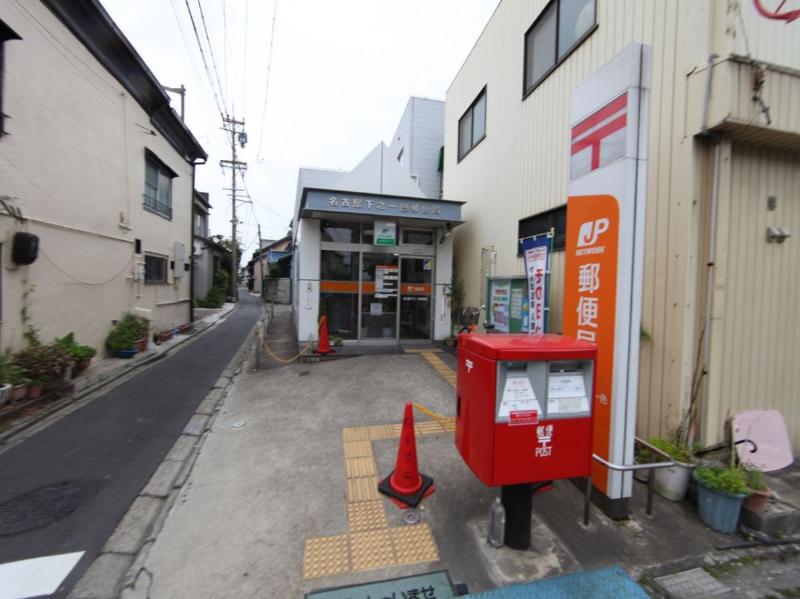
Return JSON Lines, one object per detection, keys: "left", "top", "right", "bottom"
{"left": 521, "top": 237, "right": 549, "bottom": 335}
{"left": 564, "top": 44, "right": 650, "bottom": 509}
{"left": 489, "top": 281, "right": 510, "bottom": 333}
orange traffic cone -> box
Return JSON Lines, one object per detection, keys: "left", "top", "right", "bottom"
{"left": 378, "top": 402, "right": 435, "bottom": 508}
{"left": 314, "top": 315, "right": 335, "bottom": 355}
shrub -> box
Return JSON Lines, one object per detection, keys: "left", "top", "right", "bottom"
{"left": 105, "top": 313, "right": 148, "bottom": 352}
{"left": 745, "top": 468, "right": 767, "bottom": 492}
{"left": 12, "top": 344, "right": 72, "bottom": 384}
{"left": 648, "top": 437, "right": 694, "bottom": 464}
{"left": 696, "top": 465, "right": 749, "bottom": 496}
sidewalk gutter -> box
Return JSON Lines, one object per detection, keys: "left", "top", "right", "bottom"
{"left": 0, "top": 303, "right": 238, "bottom": 449}
{"left": 67, "top": 319, "right": 258, "bottom": 599}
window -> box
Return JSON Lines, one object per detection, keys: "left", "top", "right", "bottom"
{"left": 321, "top": 221, "right": 360, "bottom": 244}
{"left": 144, "top": 254, "right": 168, "bottom": 284}
{"left": 402, "top": 229, "right": 434, "bottom": 246}
{"left": 457, "top": 87, "right": 487, "bottom": 161}
{"left": 143, "top": 152, "right": 175, "bottom": 218}
{"left": 320, "top": 250, "right": 358, "bottom": 281}
{"left": 524, "top": 0, "right": 596, "bottom": 95}
{"left": 194, "top": 212, "right": 207, "bottom": 237}
{"left": 518, "top": 205, "right": 566, "bottom": 254}
{"left": 0, "top": 20, "right": 21, "bottom": 137}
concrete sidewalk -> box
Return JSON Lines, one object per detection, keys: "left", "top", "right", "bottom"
{"left": 123, "top": 343, "right": 800, "bottom": 598}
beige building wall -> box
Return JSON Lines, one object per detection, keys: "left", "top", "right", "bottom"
{"left": 0, "top": 0, "right": 195, "bottom": 356}
{"left": 444, "top": 0, "right": 800, "bottom": 449}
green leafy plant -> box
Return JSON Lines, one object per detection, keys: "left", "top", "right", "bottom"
{"left": 695, "top": 465, "right": 750, "bottom": 496}
{"left": 745, "top": 468, "right": 767, "bottom": 492}
{"left": 105, "top": 313, "right": 148, "bottom": 352}
{"left": 197, "top": 269, "right": 230, "bottom": 308}
{"left": 20, "top": 281, "right": 41, "bottom": 347}
{"left": 55, "top": 333, "right": 97, "bottom": 361}
{"left": 12, "top": 344, "right": 72, "bottom": 384}
{"left": 648, "top": 437, "right": 695, "bottom": 464}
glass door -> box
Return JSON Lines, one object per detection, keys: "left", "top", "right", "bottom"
{"left": 399, "top": 257, "right": 433, "bottom": 340}
{"left": 360, "top": 253, "right": 399, "bottom": 339}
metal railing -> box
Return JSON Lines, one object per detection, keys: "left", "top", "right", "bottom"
{"left": 583, "top": 438, "right": 676, "bottom": 525}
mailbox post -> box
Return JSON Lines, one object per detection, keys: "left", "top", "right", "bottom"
{"left": 456, "top": 334, "right": 596, "bottom": 549}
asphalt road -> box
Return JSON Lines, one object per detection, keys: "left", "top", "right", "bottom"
{"left": 0, "top": 292, "right": 261, "bottom": 597}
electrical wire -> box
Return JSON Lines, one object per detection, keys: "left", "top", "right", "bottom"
{"left": 196, "top": 0, "right": 229, "bottom": 115}
{"left": 240, "top": 173, "right": 290, "bottom": 221}
{"left": 222, "top": 0, "right": 229, "bottom": 109}
{"left": 183, "top": 0, "right": 225, "bottom": 117}
{"left": 40, "top": 248, "right": 133, "bottom": 286}
{"left": 242, "top": 0, "right": 249, "bottom": 110}
{"left": 255, "top": 0, "right": 279, "bottom": 160}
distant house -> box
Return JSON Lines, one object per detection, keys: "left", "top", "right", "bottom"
{"left": 0, "top": 0, "right": 206, "bottom": 355}
{"left": 192, "top": 191, "right": 228, "bottom": 301}
{"left": 247, "top": 235, "right": 291, "bottom": 293}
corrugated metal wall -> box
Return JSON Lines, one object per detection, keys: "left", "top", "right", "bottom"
{"left": 705, "top": 143, "right": 800, "bottom": 453}
{"left": 444, "top": 0, "right": 700, "bottom": 440}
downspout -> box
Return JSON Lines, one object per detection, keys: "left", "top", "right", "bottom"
{"left": 189, "top": 156, "right": 208, "bottom": 324}
{"left": 698, "top": 54, "right": 721, "bottom": 444}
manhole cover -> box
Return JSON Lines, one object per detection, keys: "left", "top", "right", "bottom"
{"left": 0, "top": 480, "right": 98, "bottom": 536}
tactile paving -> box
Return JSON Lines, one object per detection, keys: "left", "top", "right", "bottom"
{"left": 346, "top": 476, "right": 380, "bottom": 502}
{"left": 347, "top": 501, "right": 388, "bottom": 532}
{"left": 391, "top": 523, "right": 439, "bottom": 565}
{"left": 350, "top": 529, "right": 396, "bottom": 571}
{"left": 303, "top": 534, "right": 350, "bottom": 579}
{"left": 345, "top": 456, "right": 376, "bottom": 479}
{"left": 368, "top": 424, "right": 397, "bottom": 440}
{"left": 343, "top": 440, "right": 373, "bottom": 458}
{"left": 342, "top": 427, "right": 371, "bottom": 442}
{"left": 414, "top": 421, "right": 444, "bottom": 435}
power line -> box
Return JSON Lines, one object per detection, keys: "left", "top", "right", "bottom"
{"left": 242, "top": 0, "right": 249, "bottom": 109}
{"left": 240, "top": 173, "right": 290, "bottom": 221}
{"left": 222, "top": 0, "right": 229, "bottom": 109}
{"left": 256, "top": 0, "right": 279, "bottom": 160}
{"left": 182, "top": 0, "right": 224, "bottom": 117}
{"left": 196, "top": 0, "right": 229, "bottom": 115}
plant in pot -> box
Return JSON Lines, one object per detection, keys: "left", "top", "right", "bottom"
{"left": 633, "top": 446, "right": 655, "bottom": 483}
{"left": 12, "top": 344, "right": 73, "bottom": 394}
{"left": 73, "top": 345, "right": 97, "bottom": 372}
{"left": 118, "top": 313, "right": 149, "bottom": 351}
{"left": 649, "top": 437, "right": 695, "bottom": 501}
{"left": 0, "top": 353, "right": 14, "bottom": 406}
{"left": 743, "top": 467, "right": 772, "bottom": 513}
{"left": 106, "top": 322, "right": 137, "bottom": 359}
{"left": 8, "top": 364, "right": 31, "bottom": 403}
{"left": 694, "top": 464, "right": 749, "bottom": 533}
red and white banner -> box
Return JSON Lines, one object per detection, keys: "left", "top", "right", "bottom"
{"left": 522, "top": 237, "right": 549, "bottom": 335}
{"left": 570, "top": 92, "right": 627, "bottom": 180}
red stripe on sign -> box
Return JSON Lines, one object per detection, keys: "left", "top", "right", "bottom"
{"left": 571, "top": 92, "right": 628, "bottom": 140}
{"left": 570, "top": 114, "right": 627, "bottom": 156}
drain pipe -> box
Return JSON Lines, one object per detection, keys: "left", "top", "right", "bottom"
{"left": 698, "top": 54, "right": 721, "bottom": 444}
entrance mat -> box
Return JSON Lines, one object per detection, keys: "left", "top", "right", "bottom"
{"left": 464, "top": 566, "right": 648, "bottom": 599}
{"left": 306, "top": 570, "right": 456, "bottom": 598}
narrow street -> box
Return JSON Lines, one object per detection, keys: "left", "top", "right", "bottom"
{"left": 0, "top": 292, "right": 261, "bottom": 598}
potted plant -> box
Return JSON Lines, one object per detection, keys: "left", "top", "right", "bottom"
{"left": 633, "top": 446, "right": 655, "bottom": 483}
{"left": 649, "top": 437, "right": 695, "bottom": 501}
{"left": 106, "top": 322, "right": 137, "bottom": 358}
{"left": 694, "top": 465, "right": 749, "bottom": 533}
{"left": 9, "top": 365, "right": 31, "bottom": 403}
{"left": 27, "top": 378, "right": 44, "bottom": 399}
{"left": 12, "top": 344, "right": 73, "bottom": 394}
{"left": 155, "top": 329, "right": 173, "bottom": 344}
{"left": 743, "top": 468, "right": 772, "bottom": 513}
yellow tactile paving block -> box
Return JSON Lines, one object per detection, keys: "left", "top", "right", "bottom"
{"left": 419, "top": 352, "right": 458, "bottom": 389}
{"left": 345, "top": 456, "right": 376, "bottom": 478}
{"left": 347, "top": 500, "right": 388, "bottom": 532}
{"left": 343, "top": 440, "right": 373, "bottom": 458}
{"left": 342, "top": 426, "right": 371, "bottom": 442}
{"left": 403, "top": 348, "right": 443, "bottom": 353}
{"left": 414, "top": 420, "right": 444, "bottom": 435}
{"left": 303, "top": 534, "right": 351, "bottom": 579}
{"left": 367, "top": 424, "right": 397, "bottom": 440}
{"left": 350, "top": 529, "right": 396, "bottom": 571}
{"left": 346, "top": 476, "right": 380, "bottom": 502}
{"left": 391, "top": 524, "right": 440, "bottom": 565}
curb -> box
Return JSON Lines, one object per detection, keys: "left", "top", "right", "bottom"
{"left": 0, "top": 304, "right": 238, "bottom": 449}
{"left": 66, "top": 322, "right": 257, "bottom": 599}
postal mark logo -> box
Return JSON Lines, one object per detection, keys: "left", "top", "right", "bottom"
{"left": 577, "top": 218, "right": 609, "bottom": 248}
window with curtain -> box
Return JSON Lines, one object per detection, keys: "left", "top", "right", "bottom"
{"left": 143, "top": 152, "right": 175, "bottom": 218}
{"left": 457, "top": 87, "right": 487, "bottom": 161}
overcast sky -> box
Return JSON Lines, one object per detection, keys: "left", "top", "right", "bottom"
{"left": 101, "top": 0, "right": 498, "bottom": 261}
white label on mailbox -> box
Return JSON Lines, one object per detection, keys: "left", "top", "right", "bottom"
{"left": 547, "top": 374, "right": 589, "bottom": 414}
{"left": 498, "top": 375, "right": 540, "bottom": 418}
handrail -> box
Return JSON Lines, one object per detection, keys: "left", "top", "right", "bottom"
{"left": 583, "top": 443, "right": 678, "bottom": 526}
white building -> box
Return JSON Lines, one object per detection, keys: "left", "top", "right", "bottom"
{"left": 444, "top": 0, "right": 800, "bottom": 464}
{"left": 292, "top": 97, "right": 463, "bottom": 346}
{"left": 0, "top": 0, "right": 206, "bottom": 354}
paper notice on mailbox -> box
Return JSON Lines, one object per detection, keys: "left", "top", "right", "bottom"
{"left": 498, "top": 375, "right": 540, "bottom": 419}
{"left": 547, "top": 374, "right": 589, "bottom": 414}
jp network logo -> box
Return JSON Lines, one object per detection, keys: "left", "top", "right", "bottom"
{"left": 577, "top": 218, "right": 609, "bottom": 247}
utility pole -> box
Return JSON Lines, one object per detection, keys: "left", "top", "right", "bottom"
{"left": 257, "top": 223, "right": 264, "bottom": 297}
{"left": 220, "top": 115, "right": 248, "bottom": 302}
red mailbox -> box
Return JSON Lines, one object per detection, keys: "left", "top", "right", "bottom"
{"left": 456, "top": 334, "right": 596, "bottom": 487}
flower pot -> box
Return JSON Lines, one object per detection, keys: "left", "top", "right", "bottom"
{"left": 11, "top": 384, "right": 28, "bottom": 403}
{"left": 694, "top": 472, "right": 746, "bottom": 533}
{"left": 28, "top": 384, "right": 44, "bottom": 399}
{"left": 113, "top": 348, "right": 138, "bottom": 359}
{"left": 78, "top": 358, "right": 92, "bottom": 372}
{"left": 155, "top": 331, "right": 172, "bottom": 344}
{"left": 0, "top": 383, "right": 12, "bottom": 406}
{"left": 135, "top": 338, "right": 147, "bottom": 352}
{"left": 654, "top": 461, "right": 693, "bottom": 501}
{"left": 744, "top": 488, "right": 772, "bottom": 513}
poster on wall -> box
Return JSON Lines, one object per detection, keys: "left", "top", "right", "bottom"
{"left": 521, "top": 237, "right": 549, "bottom": 335}
{"left": 490, "top": 281, "right": 510, "bottom": 332}
{"left": 374, "top": 265, "right": 398, "bottom": 299}
{"left": 374, "top": 220, "right": 396, "bottom": 246}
